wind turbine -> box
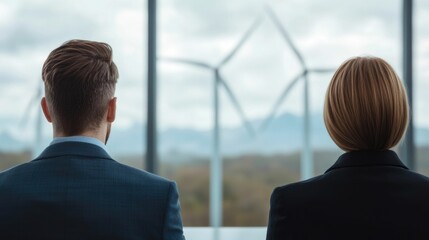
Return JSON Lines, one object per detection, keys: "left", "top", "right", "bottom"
{"left": 159, "top": 16, "right": 262, "bottom": 240}
{"left": 260, "top": 6, "right": 336, "bottom": 180}
{"left": 20, "top": 80, "right": 44, "bottom": 158}
{"left": 160, "top": 6, "right": 336, "bottom": 238}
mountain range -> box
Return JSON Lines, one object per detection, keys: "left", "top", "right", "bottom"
{"left": 1, "top": 113, "right": 429, "bottom": 157}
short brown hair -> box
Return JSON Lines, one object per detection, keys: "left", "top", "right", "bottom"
{"left": 42, "top": 39, "right": 119, "bottom": 135}
{"left": 323, "top": 56, "right": 408, "bottom": 151}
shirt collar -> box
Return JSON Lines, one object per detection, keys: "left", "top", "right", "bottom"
{"left": 325, "top": 150, "right": 408, "bottom": 173}
{"left": 50, "top": 136, "right": 108, "bottom": 152}
{"left": 34, "top": 141, "right": 113, "bottom": 161}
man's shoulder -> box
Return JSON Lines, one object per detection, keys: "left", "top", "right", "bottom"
{"left": 0, "top": 155, "right": 174, "bottom": 191}
{"left": 0, "top": 161, "right": 31, "bottom": 178}
{"left": 110, "top": 160, "right": 174, "bottom": 186}
{"left": 0, "top": 161, "right": 34, "bottom": 189}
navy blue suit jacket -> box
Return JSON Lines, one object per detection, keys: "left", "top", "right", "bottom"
{"left": 267, "top": 150, "right": 429, "bottom": 240}
{"left": 0, "top": 141, "right": 185, "bottom": 240}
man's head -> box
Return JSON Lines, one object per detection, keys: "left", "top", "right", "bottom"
{"left": 41, "top": 40, "right": 119, "bottom": 141}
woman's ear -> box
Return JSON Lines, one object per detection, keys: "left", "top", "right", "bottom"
{"left": 41, "top": 97, "right": 52, "bottom": 123}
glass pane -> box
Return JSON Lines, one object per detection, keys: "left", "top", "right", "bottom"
{"left": 415, "top": 0, "right": 429, "bottom": 175}
{"left": 159, "top": 0, "right": 401, "bottom": 229}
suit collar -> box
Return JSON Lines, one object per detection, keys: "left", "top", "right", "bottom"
{"left": 33, "top": 141, "right": 114, "bottom": 161}
{"left": 325, "top": 150, "right": 408, "bottom": 173}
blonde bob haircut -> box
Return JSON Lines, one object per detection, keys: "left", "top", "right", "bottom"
{"left": 323, "top": 56, "right": 409, "bottom": 151}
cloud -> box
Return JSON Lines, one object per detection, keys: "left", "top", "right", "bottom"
{"left": 1, "top": 0, "right": 429, "bottom": 137}
{"left": 0, "top": 2, "right": 100, "bottom": 53}
{"left": 156, "top": 0, "right": 429, "bottom": 132}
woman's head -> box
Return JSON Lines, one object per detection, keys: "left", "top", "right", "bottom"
{"left": 323, "top": 56, "right": 409, "bottom": 151}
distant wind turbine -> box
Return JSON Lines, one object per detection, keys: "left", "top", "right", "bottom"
{"left": 160, "top": 6, "right": 336, "bottom": 240}
{"left": 159, "top": 15, "right": 262, "bottom": 240}
{"left": 20, "top": 80, "right": 44, "bottom": 158}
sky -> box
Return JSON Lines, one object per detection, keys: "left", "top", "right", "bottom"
{"left": 0, "top": 0, "right": 428, "bottom": 143}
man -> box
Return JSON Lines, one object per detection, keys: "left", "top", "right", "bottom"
{"left": 0, "top": 40, "right": 185, "bottom": 240}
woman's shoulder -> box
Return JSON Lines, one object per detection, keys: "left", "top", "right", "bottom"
{"left": 271, "top": 174, "right": 326, "bottom": 202}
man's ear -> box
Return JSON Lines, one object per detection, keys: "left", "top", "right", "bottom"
{"left": 41, "top": 97, "right": 52, "bottom": 123}
{"left": 106, "top": 97, "right": 116, "bottom": 123}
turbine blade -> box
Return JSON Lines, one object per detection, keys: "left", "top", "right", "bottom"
{"left": 218, "top": 75, "right": 255, "bottom": 137}
{"left": 158, "top": 57, "right": 214, "bottom": 69}
{"left": 307, "top": 68, "right": 336, "bottom": 74}
{"left": 265, "top": 5, "right": 306, "bottom": 68}
{"left": 36, "top": 80, "right": 43, "bottom": 143}
{"left": 217, "top": 16, "right": 263, "bottom": 68}
{"left": 258, "top": 71, "right": 304, "bottom": 133}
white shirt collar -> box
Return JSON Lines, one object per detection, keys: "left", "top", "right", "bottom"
{"left": 50, "top": 136, "right": 108, "bottom": 152}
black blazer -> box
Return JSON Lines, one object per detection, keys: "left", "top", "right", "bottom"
{"left": 0, "top": 141, "right": 185, "bottom": 240}
{"left": 266, "top": 150, "right": 429, "bottom": 240}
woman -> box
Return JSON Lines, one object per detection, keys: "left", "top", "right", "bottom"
{"left": 266, "top": 57, "right": 429, "bottom": 239}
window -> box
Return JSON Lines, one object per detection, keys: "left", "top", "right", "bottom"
{"left": 157, "top": 0, "right": 402, "bottom": 232}
{"left": 1, "top": 1, "right": 422, "bottom": 239}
